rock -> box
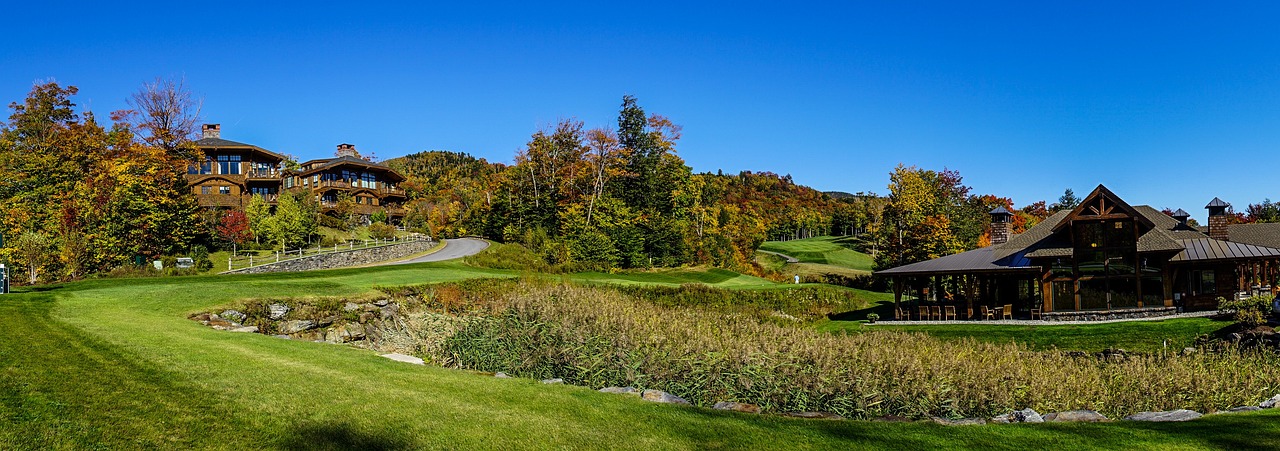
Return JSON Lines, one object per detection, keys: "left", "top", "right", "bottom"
{"left": 279, "top": 320, "right": 316, "bottom": 334}
{"left": 541, "top": 378, "right": 564, "bottom": 385}
{"left": 599, "top": 386, "right": 641, "bottom": 396}
{"left": 362, "top": 304, "right": 380, "bottom": 313}
{"left": 1043, "top": 410, "right": 1108, "bottom": 422}
{"left": 1261, "top": 394, "right": 1280, "bottom": 408}
{"left": 228, "top": 326, "right": 259, "bottom": 333}
{"left": 641, "top": 389, "right": 691, "bottom": 405}
{"left": 992, "top": 408, "right": 1043, "bottom": 423}
{"left": 1226, "top": 406, "right": 1262, "bottom": 413}
{"left": 358, "top": 312, "right": 376, "bottom": 323}
{"left": 379, "top": 353, "right": 424, "bottom": 365}
{"left": 316, "top": 315, "right": 339, "bottom": 327}
{"left": 272, "top": 334, "right": 291, "bottom": 339}
{"left": 712, "top": 402, "right": 762, "bottom": 414}
{"left": 190, "top": 313, "right": 211, "bottom": 322}
{"left": 931, "top": 416, "right": 986, "bottom": 425}
{"left": 208, "top": 319, "right": 234, "bottom": 330}
{"left": 1181, "top": 347, "right": 1197, "bottom": 356}
{"left": 380, "top": 303, "right": 400, "bottom": 318}
{"left": 221, "top": 310, "right": 246, "bottom": 323}
{"left": 494, "top": 372, "right": 511, "bottom": 378}
{"left": 373, "top": 299, "right": 390, "bottom": 307}
{"left": 1124, "top": 409, "right": 1203, "bottom": 422}
{"left": 1229, "top": 333, "right": 1243, "bottom": 342}
{"left": 268, "top": 303, "right": 290, "bottom": 320}
{"left": 338, "top": 323, "right": 366, "bottom": 340}
{"left": 783, "top": 411, "right": 843, "bottom": 420}
{"left": 343, "top": 302, "right": 361, "bottom": 312}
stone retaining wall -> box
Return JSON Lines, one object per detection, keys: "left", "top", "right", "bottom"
{"left": 1042, "top": 306, "right": 1177, "bottom": 322}
{"left": 222, "top": 239, "right": 435, "bottom": 274}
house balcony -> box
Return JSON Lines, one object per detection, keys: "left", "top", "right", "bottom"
{"left": 246, "top": 168, "right": 281, "bottom": 180}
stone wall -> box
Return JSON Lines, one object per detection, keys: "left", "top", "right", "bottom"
{"left": 222, "top": 239, "right": 435, "bottom": 274}
{"left": 1042, "top": 306, "right": 1177, "bottom": 322}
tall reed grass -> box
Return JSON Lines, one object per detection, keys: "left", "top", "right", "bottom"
{"left": 380, "top": 279, "right": 1280, "bottom": 419}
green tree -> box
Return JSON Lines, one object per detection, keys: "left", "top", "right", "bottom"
{"left": 874, "top": 165, "right": 966, "bottom": 270}
{"left": 1054, "top": 188, "right": 1080, "bottom": 212}
{"left": 244, "top": 194, "right": 271, "bottom": 245}
{"left": 267, "top": 191, "right": 317, "bottom": 250}
{"left": 14, "top": 230, "right": 50, "bottom": 284}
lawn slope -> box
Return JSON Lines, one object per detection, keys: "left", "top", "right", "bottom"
{"left": 758, "top": 236, "right": 874, "bottom": 278}
{"left": 1, "top": 262, "right": 1277, "bottom": 449}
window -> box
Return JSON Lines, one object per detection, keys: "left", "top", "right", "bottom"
{"left": 201, "top": 186, "right": 211, "bottom": 195}
{"left": 1192, "top": 270, "right": 1216, "bottom": 295}
{"left": 217, "top": 154, "right": 241, "bottom": 174}
{"left": 1053, "top": 281, "right": 1075, "bottom": 311}
{"left": 219, "top": 186, "right": 231, "bottom": 195}
{"left": 250, "top": 186, "right": 276, "bottom": 196}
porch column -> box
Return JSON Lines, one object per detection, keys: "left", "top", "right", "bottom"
{"left": 893, "top": 277, "right": 903, "bottom": 319}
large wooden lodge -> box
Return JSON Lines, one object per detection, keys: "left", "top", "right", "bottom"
{"left": 876, "top": 185, "right": 1280, "bottom": 320}
{"left": 185, "top": 124, "right": 408, "bottom": 220}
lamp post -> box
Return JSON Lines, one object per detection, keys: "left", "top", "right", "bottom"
{"left": 1103, "top": 256, "right": 1123, "bottom": 311}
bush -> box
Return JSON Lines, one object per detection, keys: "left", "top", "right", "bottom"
{"left": 368, "top": 223, "right": 397, "bottom": 240}
{"left": 317, "top": 213, "right": 346, "bottom": 230}
{"left": 463, "top": 243, "right": 552, "bottom": 272}
{"left": 1218, "top": 295, "right": 1274, "bottom": 328}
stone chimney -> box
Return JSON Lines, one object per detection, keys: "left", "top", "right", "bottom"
{"left": 1171, "top": 208, "right": 1190, "bottom": 229}
{"left": 336, "top": 143, "right": 357, "bottom": 158}
{"left": 1206, "top": 197, "right": 1230, "bottom": 241}
{"left": 202, "top": 123, "right": 220, "bottom": 139}
{"left": 989, "top": 206, "right": 1013, "bottom": 245}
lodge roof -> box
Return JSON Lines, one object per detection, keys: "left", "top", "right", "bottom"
{"left": 292, "top": 156, "right": 406, "bottom": 182}
{"left": 195, "top": 137, "right": 287, "bottom": 162}
{"left": 876, "top": 186, "right": 1280, "bottom": 277}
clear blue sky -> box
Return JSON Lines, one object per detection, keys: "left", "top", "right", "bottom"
{"left": 4, "top": 1, "right": 1279, "bottom": 223}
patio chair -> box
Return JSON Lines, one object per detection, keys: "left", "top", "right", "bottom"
{"left": 944, "top": 306, "right": 956, "bottom": 321}
{"left": 918, "top": 306, "right": 929, "bottom": 321}
{"left": 1002, "top": 304, "right": 1013, "bottom": 320}
{"left": 1030, "top": 308, "right": 1042, "bottom": 320}
{"left": 981, "top": 306, "right": 995, "bottom": 320}
{"left": 930, "top": 305, "right": 942, "bottom": 320}
{"left": 897, "top": 307, "right": 910, "bottom": 321}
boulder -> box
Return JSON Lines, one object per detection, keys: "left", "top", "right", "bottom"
{"left": 1261, "top": 394, "right": 1280, "bottom": 408}
{"left": 783, "top": 411, "right": 843, "bottom": 420}
{"left": 494, "top": 372, "right": 512, "bottom": 379}
{"left": 541, "top": 378, "right": 565, "bottom": 385}
{"left": 1043, "top": 410, "right": 1108, "bottom": 422}
{"left": 599, "top": 386, "right": 640, "bottom": 397}
{"left": 279, "top": 320, "right": 316, "bottom": 334}
{"left": 931, "top": 417, "right": 985, "bottom": 425}
{"left": 268, "top": 303, "right": 290, "bottom": 320}
{"left": 712, "top": 402, "right": 762, "bottom": 414}
{"left": 641, "top": 389, "right": 691, "bottom": 405}
{"left": 1124, "top": 410, "right": 1202, "bottom": 422}
{"left": 339, "top": 323, "right": 366, "bottom": 340}
{"left": 992, "top": 408, "right": 1043, "bottom": 423}
{"left": 221, "top": 310, "right": 247, "bottom": 323}
{"left": 380, "top": 303, "right": 400, "bottom": 318}
{"left": 379, "top": 353, "right": 424, "bottom": 365}
{"left": 272, "top": 334, "right": 291, "bottom": 339}
{"left": 373, "top": 299, "right": 390, "bottom": 307}
{"left": 317, "top": 315, "right": 339, "bottom": 327}
{"left": 228, "top": 326, "right": 259, "bottom": 333}
{"left": 1180, "top": 347, "right": 1197, "bottom": 356}
{"left": 343, "top": 302, "right": 361, "bottom": 312}
{"left": 1226, "top": 406, "right": 1262, "bottom": 413}
{"left": 190, "top": 313, "right": 211, "bottom": 322}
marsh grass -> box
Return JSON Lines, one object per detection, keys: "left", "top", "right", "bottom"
{"left": 387, "top": 279, "right": 1280, "bottom": 420}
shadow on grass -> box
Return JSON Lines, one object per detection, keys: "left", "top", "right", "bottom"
{"left": 281, "top": 421, "right": 412, "bottom": 451}
{"left": 828, "top": 300, "right": 896, "bottom": 322}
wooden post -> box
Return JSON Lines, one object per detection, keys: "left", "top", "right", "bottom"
{"left": 893, "top": 277, "right": 903, "bottom": 320}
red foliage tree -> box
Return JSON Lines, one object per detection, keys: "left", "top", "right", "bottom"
{"left": 217, "top": 209, "right": 252, "bottom": 252}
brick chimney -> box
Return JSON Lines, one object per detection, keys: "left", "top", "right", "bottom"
{"left": 336, "top": 143, "right": 357, "bottom": 158}
{"left": 202, "top": 123, "right": 220, "bottom": 139}
{"left": 1206, "top": 197, "right": 1230, "bottom": 241}
{"left": 989, "top": 206, "right": 1013, "bottom": 245}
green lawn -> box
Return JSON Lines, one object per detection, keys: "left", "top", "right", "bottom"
{"left": 758, "top": 236, "right": 874, "bottom": 273}
{"left": 2, "top": 262, "right": 1277, "bottom": 449}
{"left": 818, "top": 316, "right": 1231, "bottom": 354}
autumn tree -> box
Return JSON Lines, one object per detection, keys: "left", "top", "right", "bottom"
{"left": 245, "top": 194, "right": 271, "bottom": 245}
{"left": 874, "top": 165, "right": 967, "bottom": 270}
{"left": 125, "top": 77, "right": 202, "bottom": 162}
{"left": 14, "top": 230, "right": 50, "bottom": 284}
{"left": 217, "top": 209, "right": 252, "bottom": 253}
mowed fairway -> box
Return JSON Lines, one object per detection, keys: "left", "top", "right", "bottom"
{"left": 758, "top": 236, "right": 875, "bottom": 279}
{"left": 2, "top": 262, "right": 1278, "bottom": 449}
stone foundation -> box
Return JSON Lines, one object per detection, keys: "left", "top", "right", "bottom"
{"left": 1042, "top": 306, "right": 1177, "bottom": 322}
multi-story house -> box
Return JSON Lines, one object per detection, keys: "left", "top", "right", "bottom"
{"left": 188, "top": 124, "right": 286, "bottom": 208}
{"left": 187, "top": 124, "right": 407, "bottom": 220}
{"left": 284, "top": 144, "right": 408, "bottom": 218}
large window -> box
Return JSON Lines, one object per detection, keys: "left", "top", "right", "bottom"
{"left": 1053, "top": 281, "right": 1075, "bottom": 311}
{"left": 1191, "top": 270, "right": 1216, "bottom": 295}
{"left": 217, "top": 154, "right": 241, "bottom": 175}
{"left": 1073, "top": 219, "right": 1140, "bottom": 310}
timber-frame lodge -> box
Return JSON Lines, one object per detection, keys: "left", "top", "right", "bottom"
{"left": 877, "top": 185, "right": 1280, "bottom": 320}
{"left": 184, "top": 124, "right": 408, "bottom": 220}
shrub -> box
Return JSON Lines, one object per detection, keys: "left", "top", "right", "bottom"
{"left": 368, "top": 223, "right": 397, "bottom": 240}
{"left": 1219, "top": 295, "right": 1274, "bottom": 328}
{"left": 463, "top": 243, "right": 553, "bottom": 272}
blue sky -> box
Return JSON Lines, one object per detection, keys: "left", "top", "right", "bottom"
{"left": 4, "top": 1, "right": 1279, "bottom": 222}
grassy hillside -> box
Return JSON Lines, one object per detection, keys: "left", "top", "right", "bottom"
{"left": 758, "top": 236, "right": 874, "bottom": 272}
{"left": 1, "top": 263, "right": 1277, "bottom": 449}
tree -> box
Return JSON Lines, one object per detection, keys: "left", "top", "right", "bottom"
{"left": 14, "top": 230, "right": 50, "bottom": 284}
{"left": 217, "top": 209, "right": 252, "bottom": 254}
{"left": 244, "top": 194, "right": 271, "bottom": 245}
{"left": 58, "top": 230, "right": 87, "bottom": 280}
{"left": 1054, "top": 188, "right": 1080, "bottom": 212}
{"left": 266, "top": 191, "right": 317, "bottom": 251}
{"left": 874, "top": 165, "right": 967, "bottom": 270}
{"left": 125, "top": 77, "right": 202, "bottom": 161}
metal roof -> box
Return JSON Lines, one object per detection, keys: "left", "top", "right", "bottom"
{"left": 1171, "top": 238, "right": 1280, "bottom": 262}
{"left": 1171, "top": 208, "right": 1190, "bottom": 218}
{"left": 195, "top": 137, "right": 287, "bottom": 161}
{"left": 292, "top": 156, "right": 406, "bottom": 182}
{"left": 989, "top": 206, "right": 1012, "bottom": 215}
{"left": 875, "top": 246, "right": 1038, "bottom": 276}
{"left": 1206, "top": 197, "right": 1231, "bottom": 208}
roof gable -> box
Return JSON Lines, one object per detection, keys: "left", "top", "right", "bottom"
{"left": 1051, "top": 184, "right": 1154, "bottom": 233}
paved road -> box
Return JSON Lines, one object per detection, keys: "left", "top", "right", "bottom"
{"left": 392, "top": 238, "right": 490, "bottom": 264}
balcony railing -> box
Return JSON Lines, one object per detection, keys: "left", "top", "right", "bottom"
{"left": 246, "top": 169, "right": 280, "bottom": 178}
